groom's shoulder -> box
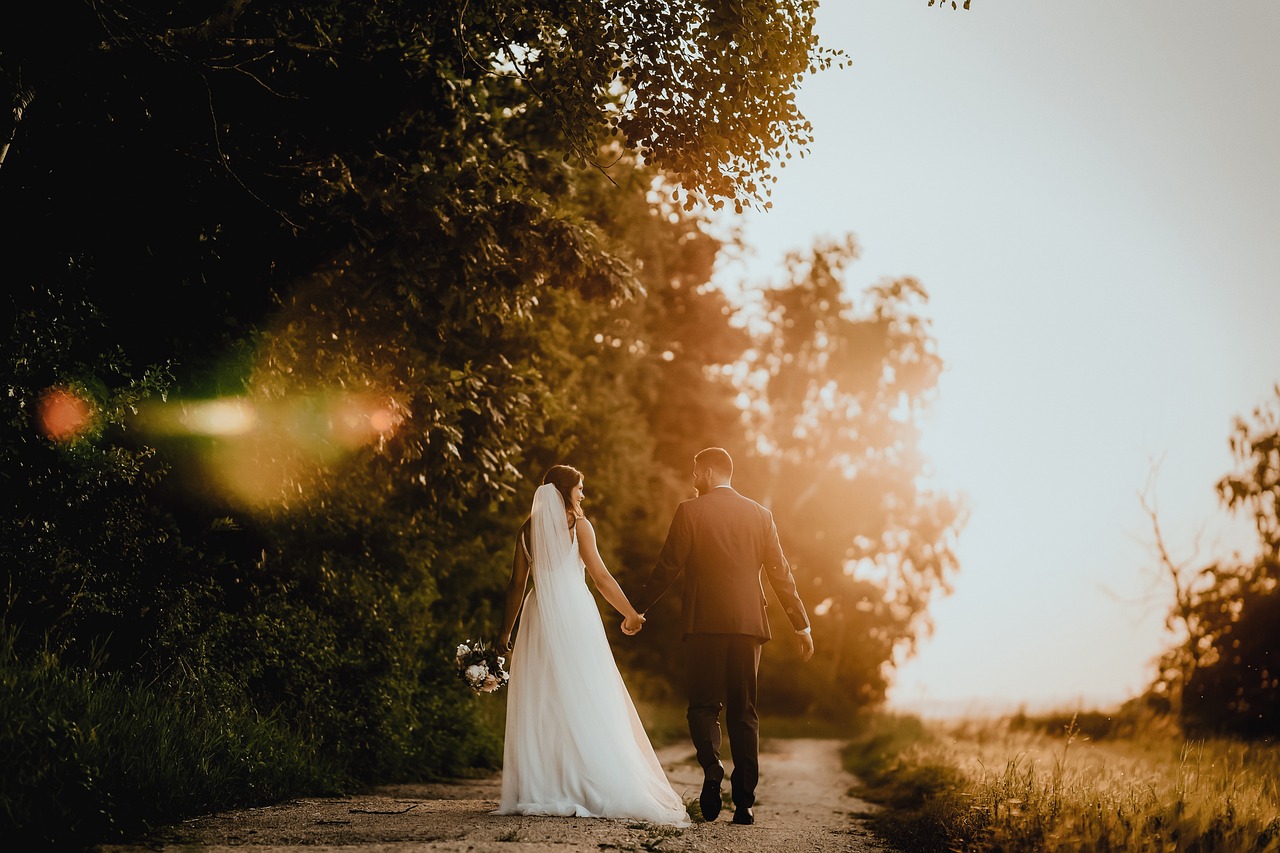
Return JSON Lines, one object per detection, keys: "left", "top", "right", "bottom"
{"left": 726, "top": 490, "right": 774, "bottom": 522}
{"left": 691, "top": 488, "right": 766, "bottom": 514}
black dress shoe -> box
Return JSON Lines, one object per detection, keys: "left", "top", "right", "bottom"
{"left": 732, "top": 807, "right": 755, "bottom": 825}
{"left": 699, "top": 764, "right": 725, "bottom": 822}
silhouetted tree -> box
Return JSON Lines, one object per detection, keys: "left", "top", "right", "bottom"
{"left": 731, "top": 236, "right": 966, "bottom": 714}
{"left": 1149, "top": 386, "right": 1280, "bottom": 738}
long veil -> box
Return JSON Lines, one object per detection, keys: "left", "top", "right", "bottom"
{"left": 528, "top": 482, "right": 575, "bottom": 580}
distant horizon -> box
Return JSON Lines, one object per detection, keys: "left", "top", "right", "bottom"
{"left": 886, "top": 691, "right": 1133, "bottom": 722}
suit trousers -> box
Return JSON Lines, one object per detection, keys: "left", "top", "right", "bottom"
{"left": 683, "top": 633, "right": 763, "bottom": 809}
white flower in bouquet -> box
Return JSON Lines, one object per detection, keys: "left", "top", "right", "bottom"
{"left": 465, "top": 663, "right": 488, "bottom": 686}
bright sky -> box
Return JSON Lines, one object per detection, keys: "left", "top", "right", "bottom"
{"left": 719, "top": 1, "right": 1280, "bottom": 716}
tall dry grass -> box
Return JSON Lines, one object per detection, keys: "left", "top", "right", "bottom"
{"left": 845, "top": 711, "right": 1280, "bottom": 852}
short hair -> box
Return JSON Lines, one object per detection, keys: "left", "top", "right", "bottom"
{"left": 542, "top": 464, "right": 584, "bottom": 509}
{"left": 694, "top": 447, "right": 733, "bottom": 477}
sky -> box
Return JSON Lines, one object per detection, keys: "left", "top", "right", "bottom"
{"left": 715, "top": 1, "right": 1280, "bottom": 716}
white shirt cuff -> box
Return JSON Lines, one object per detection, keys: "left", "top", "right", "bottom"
{"left": 795, "top": 626, "right": 811, "bottom": 635}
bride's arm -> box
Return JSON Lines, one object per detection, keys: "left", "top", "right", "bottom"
{"left": 497, "top": 521, "right": 532, "bottom": 652}
{"left": 576, "top": 517, "right": 643, "bottom": 624}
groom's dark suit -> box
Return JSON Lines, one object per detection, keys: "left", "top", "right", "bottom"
{"left": 632, "top": 485, "right": 810, "bottom": 815}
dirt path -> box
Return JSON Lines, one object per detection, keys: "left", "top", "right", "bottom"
{"left": 99, "top": 738, "right": 893, "bottom": 852}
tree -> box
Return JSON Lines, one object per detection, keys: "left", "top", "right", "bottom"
{"left": 0, "top": 0, "right": 849, "bottom": 520}
{"left": 730, "top": 236, "right": 966, "bottom": 713}
{"left": 1148, "top": 386, "right": 1280, "bottom": 738}
{"left": 0, "top": 288, "right": 187, "bottom": 669}
{"left": 3, "top": 0, "right": 854, "bottom": 790}
{"left": 555, "top": 176, "right": 754, "bottom": 686}
{"left": 454, "top": 0, "right": 846, "bottom": 212}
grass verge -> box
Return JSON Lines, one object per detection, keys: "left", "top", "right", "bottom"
{"left": 842, "top": 710, "right": 1280, "bottom": 853}
{"left": 0, "top": 632, "right": 344, "bottom": 850}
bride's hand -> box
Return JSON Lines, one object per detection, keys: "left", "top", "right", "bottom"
{"left": 621, "top": 613, "right": 645, "bottom": 636}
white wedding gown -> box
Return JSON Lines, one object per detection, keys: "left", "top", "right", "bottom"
{"left": 494, "top": 484, "right": 689, "bottom": 826}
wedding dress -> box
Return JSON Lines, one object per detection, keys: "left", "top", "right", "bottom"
{"left": 494, "top": 483, "right": 690, "bottom": 826}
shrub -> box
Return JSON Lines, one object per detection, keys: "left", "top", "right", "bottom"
{"left": 0, "top": 626, "right": 343, "bottom": 849}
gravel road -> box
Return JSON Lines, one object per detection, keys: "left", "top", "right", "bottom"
{"left": 98, "top": 737, "right": 894, "bottom": 852}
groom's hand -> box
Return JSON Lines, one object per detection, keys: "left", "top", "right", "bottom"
{"left": 798, "top": 631, "right": 815, "bottom": 662}
{"left": 621, "top": 613, "right": 646, "bottom": 636}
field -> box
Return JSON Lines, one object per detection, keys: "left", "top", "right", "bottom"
{"left": 844, "top": 711, "right": 1280, "bottom": 852}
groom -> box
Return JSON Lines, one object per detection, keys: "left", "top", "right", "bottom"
{"left": 625, "top": 446, "right": 814, "bottom": 826}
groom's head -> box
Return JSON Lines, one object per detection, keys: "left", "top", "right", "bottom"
{"left": 693, "top": 447, "right": 733, "bottom": 495}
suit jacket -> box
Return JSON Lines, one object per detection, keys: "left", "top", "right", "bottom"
{"left": 633, "top": 486, "right": 810, "bottom": 642}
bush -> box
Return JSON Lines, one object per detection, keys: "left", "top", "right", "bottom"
{"left": 0, "top": 627, "right": 343, "bottom": 850}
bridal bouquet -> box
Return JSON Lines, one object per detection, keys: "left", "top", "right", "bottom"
{"left": 454, "top": 638, "right": 510, "bottom": 694}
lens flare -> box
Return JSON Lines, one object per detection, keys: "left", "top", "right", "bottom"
{"left": 330, "top": 394, "right": 401, "bottom": 449}
{"left": 180, "top": 399, "right": 258, "bottom": 436}
{"left": 368, "top": 407, "right": 397, "bottom": 435}
{"left": 133, "top": 389, "right": 403, "bottom": 511}
{"left": 37, "top": 387, "right": 93, "bottom": 441}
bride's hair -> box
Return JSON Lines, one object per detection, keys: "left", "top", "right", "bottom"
{"left": 542, "top": 464, "right": 584, "bottom": 515}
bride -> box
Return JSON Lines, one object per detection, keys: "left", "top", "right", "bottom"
{"left": 494, "top": 464, "right": 690, "bottom": 826}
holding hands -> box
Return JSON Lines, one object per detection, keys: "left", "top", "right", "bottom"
{"left": 621, "top": 612, "right": 646, "bottom": 636}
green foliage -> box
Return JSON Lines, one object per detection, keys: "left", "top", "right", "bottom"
{"left": 2, "top": 2, "right": 638, "bottom": 839}
{"left": 5, "top": 0, "right": 799, "bottom": 830}
{"left": 459, "top": 0, "right": 847, "bottom": 211}
{"left": 0, "top": 625, "right": 342, "bottom": 849}
{"left": 0, "top": 1, "right": 958, "bottom": 846}
{"left": 1, "top": 287, "right": 191, "bottom": 669}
